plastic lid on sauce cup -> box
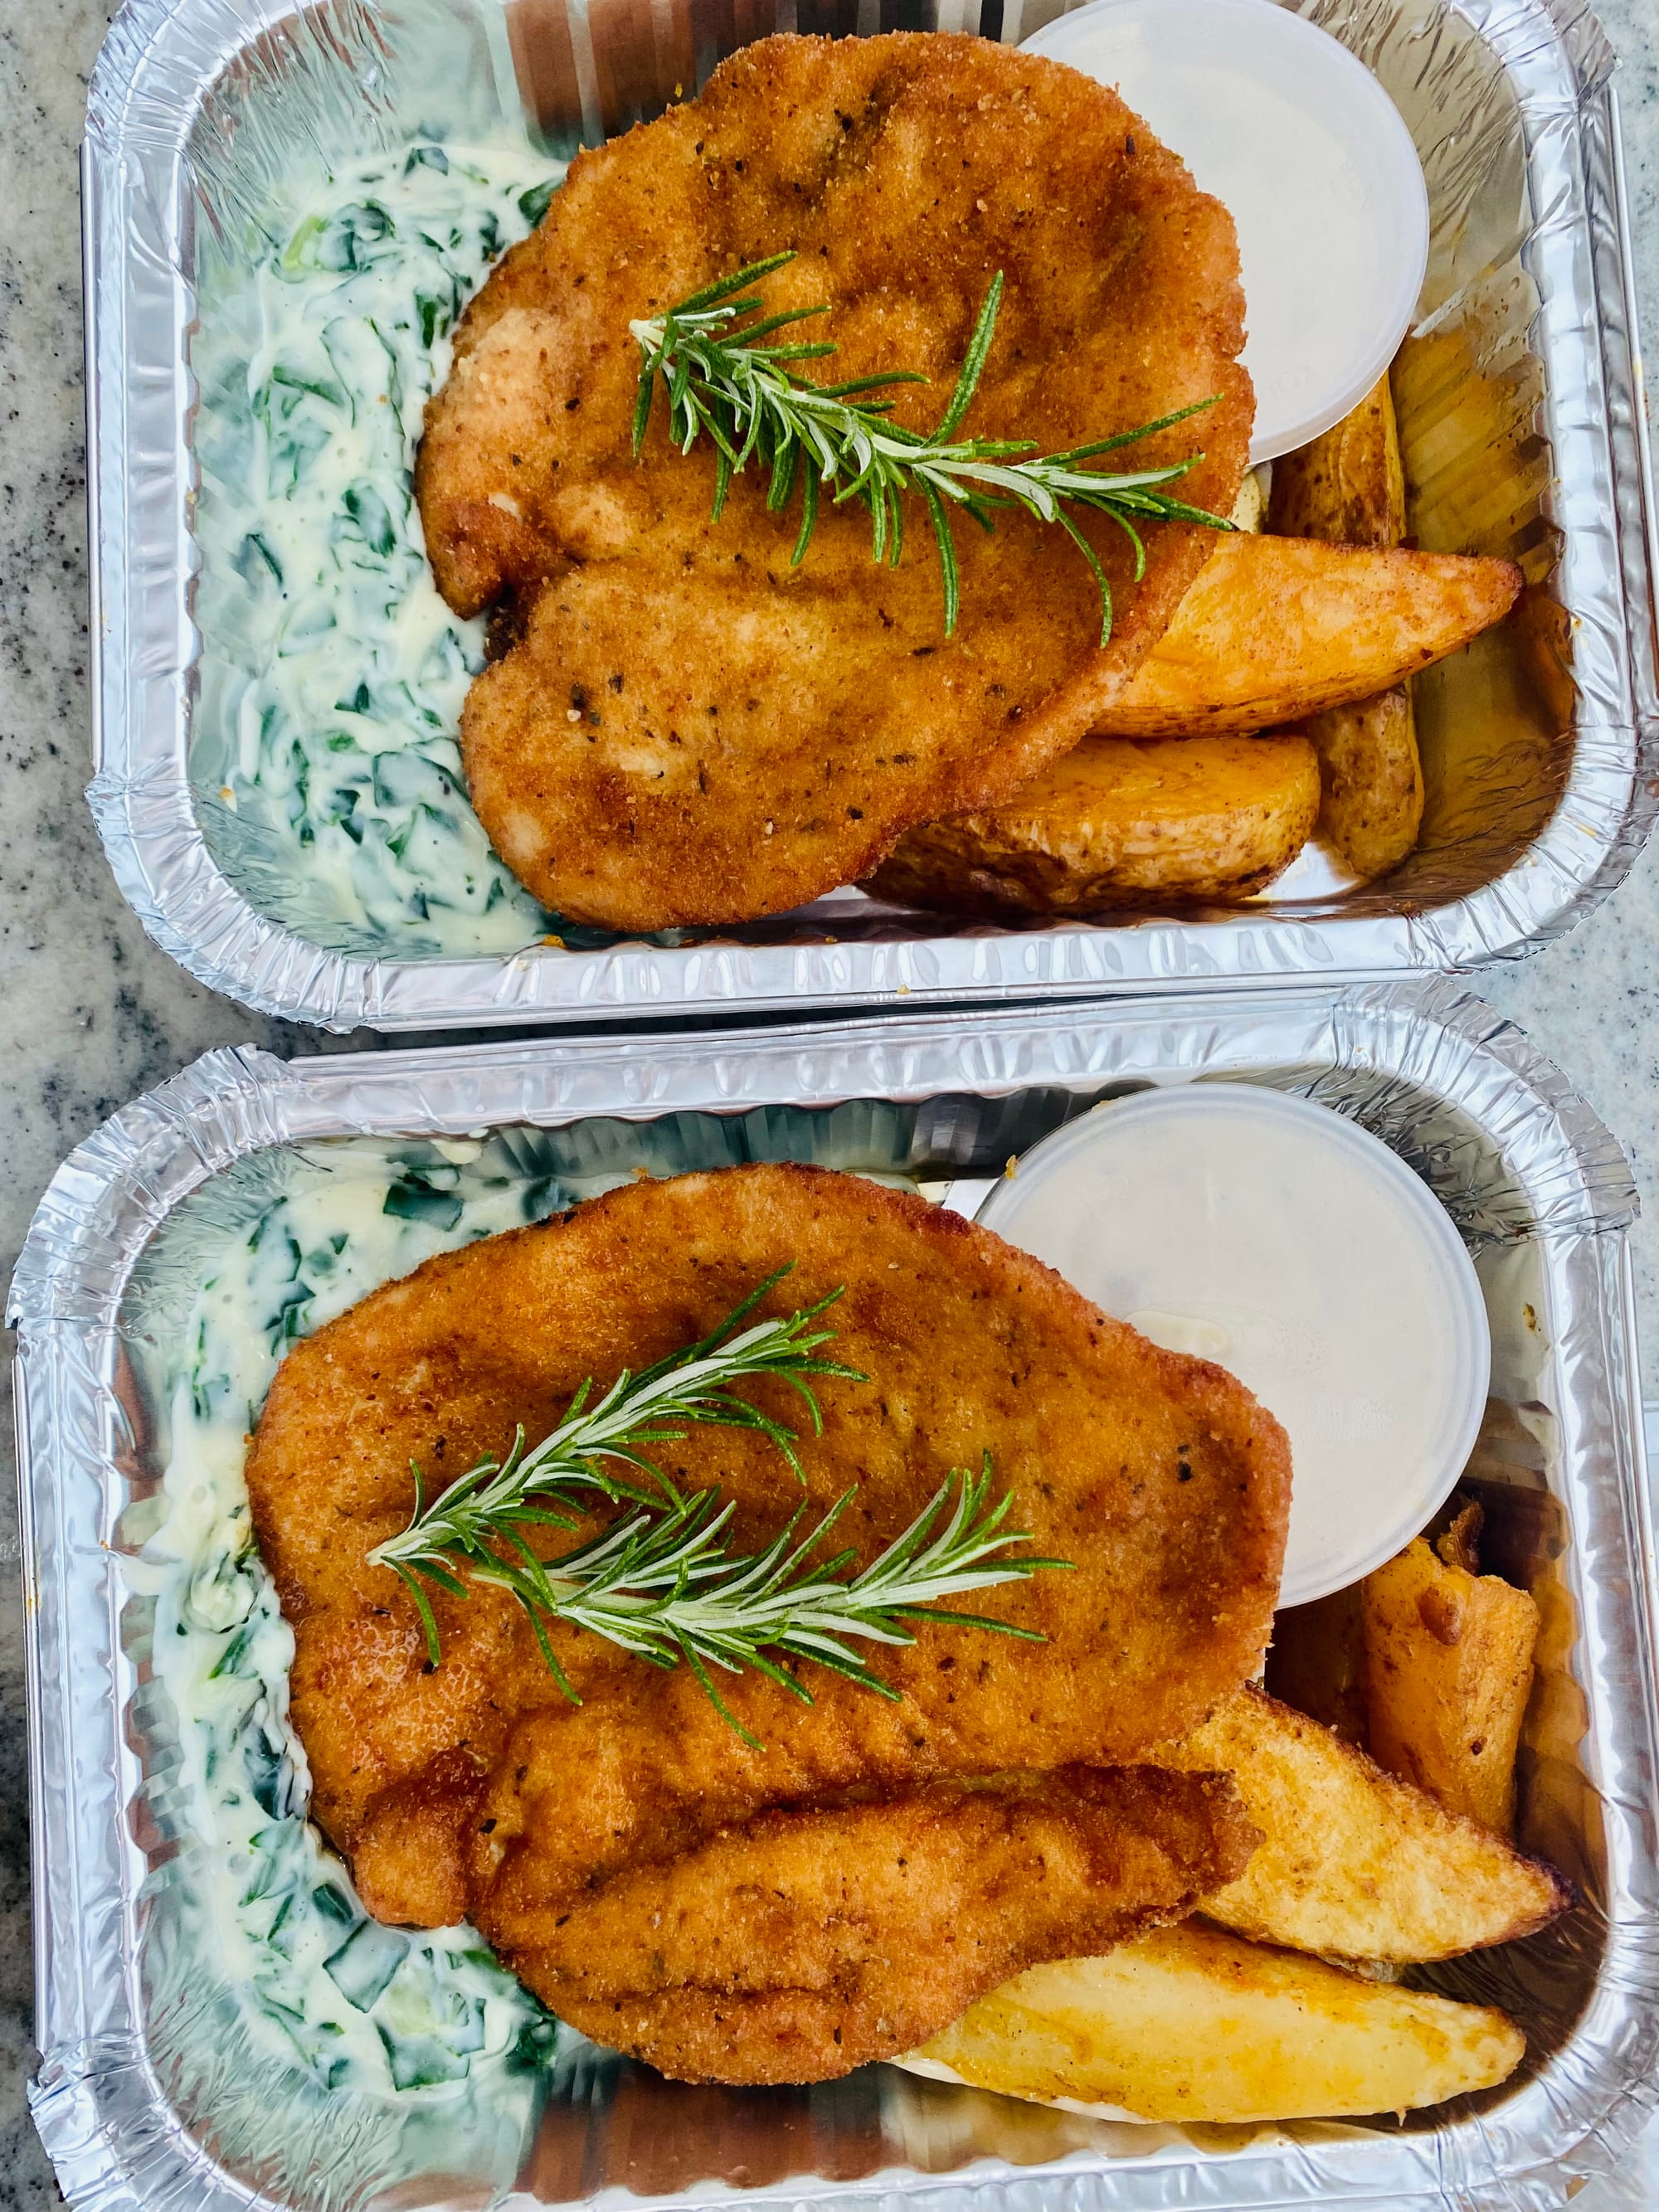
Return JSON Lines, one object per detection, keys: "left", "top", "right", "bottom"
{"left": 1021, "top": 0, "right": 1430, "bottom": 462}
{"left": 975, "top": 1084, "right": 1491, "bottom": 1609}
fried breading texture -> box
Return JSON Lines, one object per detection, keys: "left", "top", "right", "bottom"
{"left": 523, "top": 1767, "right": 1258, "bottom": 2083}
{"left": 416, "top": 33, "right": 1252, "bottom": 929}
{"left": 246, "top": 1164, "right": 1290, "bottom": 2063}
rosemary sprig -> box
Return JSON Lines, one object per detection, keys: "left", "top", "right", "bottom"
{"left": 367, "top": 1266, "right": 866, "bottom": 1659}
{"left": 469, "top": 1456, "right": 1068, "bottom": 1743}
{"left": 630, "top": 251, "right": 1233, "bottom": 640}
{"left": 411, "top": 1456, "right": 1067, "bottom": 1744}
{"left": 365, "top": 1272, "right": 1072, "bottom": 1735}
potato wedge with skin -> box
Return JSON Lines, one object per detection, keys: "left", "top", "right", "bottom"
{"left": 911, "top": 1923, "right": 1525, "bottom": 2122}
{"left": 1268, "top": 372, "right": 1405, "bottom": 546}
{"left": 1268, "top": 376, "right": 1423, "bottom": 880}
{"left": 1302, "top": 687, "right": 1424, "bottom": 882}
{"left": 865, "top": 734, "right": 1319, "bottom": 917}
{"left": 1096, "top": 536, "right": 1521, "bottom": 737}
{"left": 1160, "top": 1686, "right": 1569, "bottom": 1961}
{"left": 1437, "top": 1501, "right": 1485, "bottom": 1577}
{"left": 1362, "top": 1538, "right": 1541, "bottom": 1837}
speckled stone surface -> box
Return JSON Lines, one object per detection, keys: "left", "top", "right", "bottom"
{"left": 1, "top": 2, "right": 1656, "bottom": 2204}
{"left": 0, "top": 12, "right": 362, "bottom": 2198}
{"left": 1429, "top": 0, "right": 1659, "bottom": 1388}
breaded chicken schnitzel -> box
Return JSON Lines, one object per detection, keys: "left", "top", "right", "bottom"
{"left": 532, "top": 1767, "right": 1258, "bottom": 2083}
{"left": 246, "top": 1164, "right": 1290, "bottom": 2078}
{"left": 416, "top": 34, "right": 1252, "bottom": 930}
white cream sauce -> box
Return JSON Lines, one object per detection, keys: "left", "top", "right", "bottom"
{"left": 123, "top": 1140, "right": 637, "bottom": 2097}
{"left": 191, "top": 147, "right": 564, "bottom": 956}
{"left": 1023, "top": 0, "right": 1428, "bottom": 461}
{"left": 976, "top": 1086, "right": 1491, "bottom": 1607}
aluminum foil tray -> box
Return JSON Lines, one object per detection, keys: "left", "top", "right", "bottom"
{"left": 81, "top": 0, "right": 1659, "bottom": 1032}
{"left": 12, "top": 975, "right": 1659, "bottom": 2210}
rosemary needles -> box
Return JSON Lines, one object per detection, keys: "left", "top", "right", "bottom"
{"left": 367, "top": 1266, "right": 862, "bottom": 1643}
{"left": 366, "top": 1269, "right": 1070, "bottom": 1733}
{"left": 630, "top": 252, "right": 1233, "bottom": 640}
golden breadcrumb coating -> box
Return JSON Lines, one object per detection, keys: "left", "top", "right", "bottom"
{"left": 416, "top": 33, "right": 1252, "bottom": 929}
{"left": 531, "top": 1767, "right": 1258, "bottom": 2083}
{"left": 246, "top": 1164, "right": 1290, "bottom": 2078}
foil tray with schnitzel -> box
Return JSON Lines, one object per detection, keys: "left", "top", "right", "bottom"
{"left": 241, "top": 1155, "right": 1572, "bottom": 2102}
{"left": 96, "top": 0, "right": 1640, "bottom": 1030}
{"left": 246, "top": 1162, "right": 1291, "bottom": 2083}
{"left": 416, "top": 32, "right": 1254, "bottom": 930}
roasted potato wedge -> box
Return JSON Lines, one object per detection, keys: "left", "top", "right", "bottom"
{"left": 1229, "top": 466, "right": 1268, "bottom": 534}
{"left": 1097, "top": 536, "right": 1520, "bottom": 738}
{"left": 1362, "top": 1538, "right": 1541, "bottom": 1837}
{"left": 1267, "top": 376, "right": 1424, "bottom": 880}
{"left": 1437, "top": 1501, "right": 1485, "bottom": 1577}
{"left": 865, "top": 734, "right": 1319, "bottom": 917}
{"left": 1268, "top": 372, "right": 1405, "bottom": 545}
{"left": 1161, "top": 1687, "right": 1568, "bottom": 1961}
{"left": 1302, "top": 686, "right": 1424, "bottom": 882}
{"left": 912, "top": 1923, "right": 1525, "bottom": 2122}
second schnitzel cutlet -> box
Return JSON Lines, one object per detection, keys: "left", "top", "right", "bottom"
{"left": 531, "top": 1767, "right": 1258, "bottom": 2083}
{"left": 246, "top": 1163, "right": 1291, "bottom": 2081}
{"left": 416, "top": 34, "right": 1253, "bottom": 931}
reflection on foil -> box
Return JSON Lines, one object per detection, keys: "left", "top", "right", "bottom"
{"left": 12, "top": 977, "right": 1659, "bottom": 2208}
{"left": 80, "top": 0, "right": 1657, "bottom": 1026}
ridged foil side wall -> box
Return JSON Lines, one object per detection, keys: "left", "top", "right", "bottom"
{"left": 80, "top": 0, "right": 1659, "bottom": 1026}
{"left": 12, "top": 977, "right": 1659, "bottom": 2207}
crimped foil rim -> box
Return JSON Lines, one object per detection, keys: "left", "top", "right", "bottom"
{"left": 79, "top": 0, "right": 1659, "bottom": 1029}
{"left": 12, "top": 975, "right": 1659, "bottom": 2209}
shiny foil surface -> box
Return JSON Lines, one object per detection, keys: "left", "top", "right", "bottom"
{"left": 81, "top": 0, "right": 1659, "bottom": 1028}
{"left": 12, "top": 976, "right": 1659, "bottom": 2207}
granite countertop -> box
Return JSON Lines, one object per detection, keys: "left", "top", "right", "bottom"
{"left": 1, "top": 2, "right": 1656, "bottom": 2202}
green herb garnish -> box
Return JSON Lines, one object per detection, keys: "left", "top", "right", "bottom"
{"left": 367, "top": 1270, "right": 1070, "bottom": 1734}
{"left": 630, "top": 252, "right": 1233, "bottom": 640}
